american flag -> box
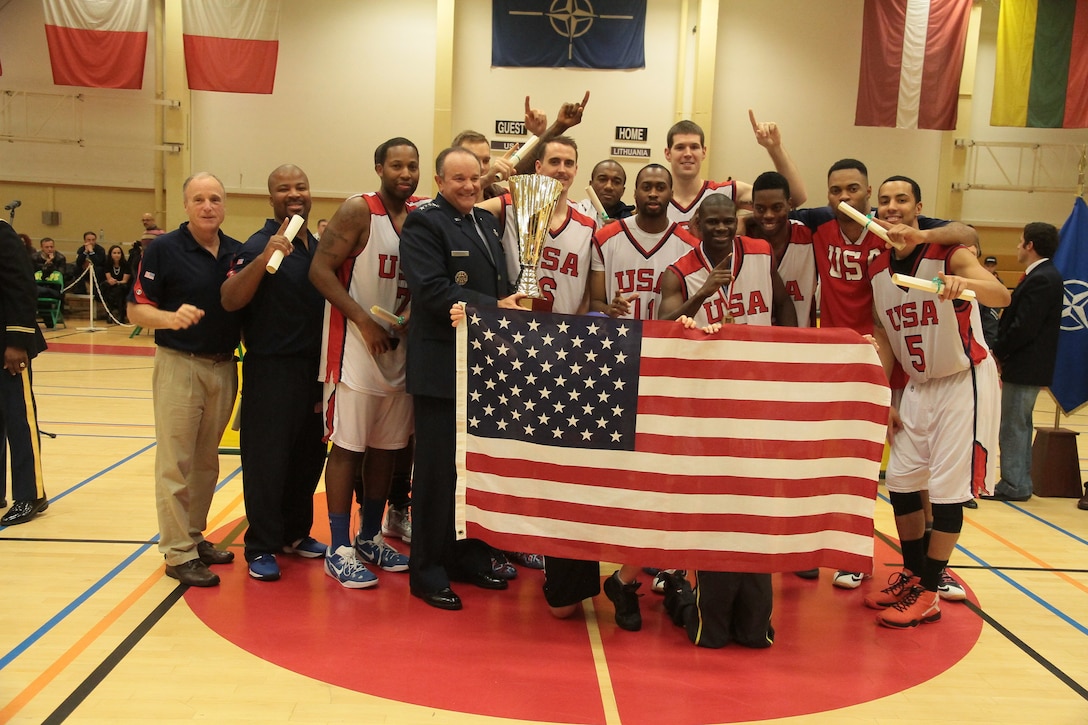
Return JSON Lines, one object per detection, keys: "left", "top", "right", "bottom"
{"left": 455, "top": 306, "right": 890, "bottom": 573}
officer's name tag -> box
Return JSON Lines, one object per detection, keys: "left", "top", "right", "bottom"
{"left": 451, "top": 250, "right": 469, "bottom": 257}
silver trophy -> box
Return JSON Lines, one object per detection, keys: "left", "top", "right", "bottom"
{"left": 508, "top": 174, "right": 563, "bottom": 311}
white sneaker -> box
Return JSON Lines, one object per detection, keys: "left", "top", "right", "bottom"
{"left": 832, "top": 570, "right": 867, "bottom": 589}
{"left": 937, "top": 569, "right": 966, "bottom": 601}
{"left": 354, "top": 533, "right": 409, "bottom": 572}
{"left": 324, "top": 545, "right": 378, "bottom": 589}
{"left": 382, "top": 504, "right": 412, "bottom": 544}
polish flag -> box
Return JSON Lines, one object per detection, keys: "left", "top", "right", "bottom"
{"left": 43, "top": 0, "right": 148, "bottom": 89}
{"left": 854, "top": 0, "right": 973, "bottom": 130}
{"left": 182, "top": 0, "right": 279, "bottom": 94}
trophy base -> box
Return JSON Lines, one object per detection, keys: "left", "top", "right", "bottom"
{"left": 517, "top": 296, "right": 553, "bottom": 313}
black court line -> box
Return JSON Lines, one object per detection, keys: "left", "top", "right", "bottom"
{"left": 41, "top": 585, "right": 188, "bottom": 724}
{"left": 874, "top": 530, "right": 1088, "bottom": 701}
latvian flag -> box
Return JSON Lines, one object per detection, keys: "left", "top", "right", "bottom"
{"left": 991, "top": 0, "right": 1088, "bottom": 128}
{"left": 182, "top": 0, "right": 279, "bottom": 94}
{"left": 455, "top": 306, "right": 890, "bottom": 574}
{"left": 854, "top": 0, "right": 973, "bottom": 130}
{"left": 43, "top": 0, "right": 148, "bottom": 89}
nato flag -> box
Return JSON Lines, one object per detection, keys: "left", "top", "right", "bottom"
{"left": 492, "top": 0, "right": 645, "bottom": 69}
{"left": 1051, "top": 196, "right": 1088, "bottom": 413}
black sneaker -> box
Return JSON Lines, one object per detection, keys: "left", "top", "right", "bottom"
{"left": 603, "top": 571, "right": 642, "bottom": 631}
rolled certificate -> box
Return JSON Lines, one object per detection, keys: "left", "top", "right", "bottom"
{"left": 510, "top": 134, "right": 540, "bottom": 165}
{"left": 891, "top": 273, "right": 976, "bottom": 301}
{"left": 370, "top": 305, "right": 405, "bottom": 326}
{"left": 836, "top": 202, "right": 904, "bottom": 250}
{"left": 585, "top": 185, "right": 610, "bottom": 222}
{"left": 265, "top": 214, "right": 306, "bottom": 273}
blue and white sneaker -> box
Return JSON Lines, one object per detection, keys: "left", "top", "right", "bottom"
{"left": 248, "top": 554, "right": 281, "bottom": 582}
{"left": 325, "top": 545, "right": 378, "bottom": 589}
{"left": 354, "top": 533, "right": 409, "bottom": 572}
{"left": 283, "top": 536, "right": 328, "bottom": 559}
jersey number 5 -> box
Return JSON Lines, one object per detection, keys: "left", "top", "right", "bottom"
{"left": 905, "top": 334, "right": 926, "bottom": 373}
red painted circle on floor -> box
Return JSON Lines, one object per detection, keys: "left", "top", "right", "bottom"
{"left": 187, "top": 507, "right": 983, "bottom": 724}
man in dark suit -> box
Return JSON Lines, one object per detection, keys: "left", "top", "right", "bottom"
{"left": 399, "top": 146, "right": 526, "bottom": 610}
{"left": 0, "top": 219, "right": 49, "bottom": 526}
{"left": 985, "top": 222, "right": 1064, "bottom": 502}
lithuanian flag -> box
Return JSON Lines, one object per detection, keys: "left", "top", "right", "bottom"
{"left": 991, "top": 0, "right": 1088, "bottom": 128}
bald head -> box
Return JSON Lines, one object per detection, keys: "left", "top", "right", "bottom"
{"left": 267, "top": 164, "right": 312, "bottom": 222}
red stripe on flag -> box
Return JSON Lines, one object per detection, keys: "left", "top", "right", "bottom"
{"left": 1065, "top": 2, "right": 1088, "bottom": 127}
{"left": 639, "top": 395, "right": 888, "bottom": 423}
{"left": 44, "top": 25, "right": 146, "bottom": 89}
{"left": 467, "top": 490, "right": 876, "bottom": 537}
{"left": 918, "top": 0, "right": 973, "bottom": 129}
{"left": 634, "top": 433, "right": 885, "bottom": 460}
{"left": 183, "top": 35, "right": 278, "bottom": 94}
{"left": 462, "top": 527, "right": 875, "bottom": 575}
{"left": 469, "top": 452, "right": 879, "bottom": 497}
{"left": 639, "top": 356, "right": 888, "bottom": 384}
{"left": 855, "top": 0, "right": 908, "bottom": 127}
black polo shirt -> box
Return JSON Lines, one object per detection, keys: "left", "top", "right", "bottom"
{"left": 228, "top": 218, "right": 323, "bottom": 358}
{"left": 129, "top": 222, "right": 241, "bottom": 355}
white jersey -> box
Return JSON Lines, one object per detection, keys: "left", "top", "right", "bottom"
{"left": 666, "top": 237, "right": 774, "bottom": 326}
{"left": 498, "top": 197, "right": 596, "bottom": 314}
{"left": 575, "top": 198, "right": 607, "bottom": 229}
{"left": 775, "top": 220, "right": 818, "bottom": 327}
{"left": 869, "top": 244, "right": 989, "bottom": 384}
{"left": 591, "top": 217, "right": 696, "bottom": 321}
{"left": 319, "top": 192, "right": 423, "bottom": 394}
{"left": 667, "top": 180, "right": 738, "bottom": 225}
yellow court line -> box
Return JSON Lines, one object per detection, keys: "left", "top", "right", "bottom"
{"left": 964, "top": 515, "right": 1088, "bottom": 595}
{"left": 582, "top": 599, "right": 622, "bottom": 725}
{"left": 0, "top": 489, "right": 247, "bottom": 722}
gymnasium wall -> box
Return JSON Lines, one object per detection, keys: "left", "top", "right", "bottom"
{"left": 1, "top": 0, "right": 1085, "bottom": 260}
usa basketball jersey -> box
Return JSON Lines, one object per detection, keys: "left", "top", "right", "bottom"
{"left": 668, "top": 180, "right": 739, "bottom": 224}
{"left": 775, "top": 221, "right": 818, "bottom": 328}
{"left": 667, "top": 236, "right": 774, "bottom": 326}
{"left": 591, "top": 218, "right": 697, "bottom": 321}
{"left": 318, "top": 192, "right": 423, "bottom": 394}
{"left": 870, "top": 244, "right": 989, "bottom": 384}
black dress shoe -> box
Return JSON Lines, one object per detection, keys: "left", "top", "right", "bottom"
{"left": 1077, "top": 482, "right": 1088, "bottom": 511}
{"left": 0, "top": 497, "right": 49, "bottom": 526}
{"left": 980, "top": 491, "right": 1032, "bottom": 502}
{"left": 452, "top": 571, "right": 509, "bottom": 590}
{"left": 197, "top": 540, "right": 235, "bottom": 565}
{"left": 412, "top": 586, "right": 463, "bottom": 610}
{"left": 165, "top": 559, "right": 221, "bottom": 587}
{"left": 963, "top": 498, "right": 978, "bottom": 509}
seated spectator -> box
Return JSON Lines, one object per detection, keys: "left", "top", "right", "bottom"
{"left": 32, "top": 237, "right": 67, "bottom": 277}
{"left": 75, "top": 231, "right": 106, "bottom": 294}
{"left": 35, "top": 266, "right": 63, "bottom": 329}
{"left": 102, "top": 244, "right": 131, "bottom": 323}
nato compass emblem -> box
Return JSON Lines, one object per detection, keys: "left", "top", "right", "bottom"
{"left": 509, "top": 0, "right": 635, "bottom": 61}
{"left": 1060, "top": 279, "right": 1088, "bottom": 332}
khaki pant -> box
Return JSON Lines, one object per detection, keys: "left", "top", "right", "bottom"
{"left": 152, "top": 347, "right": 237, "bottom": 565}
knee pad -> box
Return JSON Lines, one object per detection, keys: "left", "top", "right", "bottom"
{"left": 889, "top": 491, "right": 924, "bottom": 517}
{"left": 931, "top": 502, "right": 964, "bottom": 534}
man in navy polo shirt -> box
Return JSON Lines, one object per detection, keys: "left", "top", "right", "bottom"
{"left": 128, "top": 172, "right": 242, "bottom": 588}
{"left": 221, "top": 164, "right": 328, "bottom": 582}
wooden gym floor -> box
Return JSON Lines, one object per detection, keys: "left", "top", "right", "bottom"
{"left": 1, "top": 322, "right": 1086, "bottom": 724}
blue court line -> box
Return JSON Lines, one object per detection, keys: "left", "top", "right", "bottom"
{"left": 876, "top": 492, "right": 1088, "bottom": 637}
{"left": 0, "top": 463, "right": 244, "bottom": 672}
{"left": 0, "top": 545, "right": 154, "bottom": 670}
{"left": 1003, "top": 503, "right": 1088, "bottom": 547}
{"left": 955, "top": 546, "right": 1088, "bottom": 637}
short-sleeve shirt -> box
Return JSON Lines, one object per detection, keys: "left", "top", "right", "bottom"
{"left": 129, "top": 222, "right": 241, "bottom": 354}
{"left": 228, "top": 218, "right": 323, "bottom": 358}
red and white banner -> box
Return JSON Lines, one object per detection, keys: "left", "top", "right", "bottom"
{"left": 43, "top": 0, "right": 148, "bottom": 89}
{"left": 456, "top": 307, "right": 890, "bottom": 574}
{"left": 182, "top": 0, "right": 279, "bottom": 94}
{"left": 855, "top": 0, "right": 973, "bottom": 130}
